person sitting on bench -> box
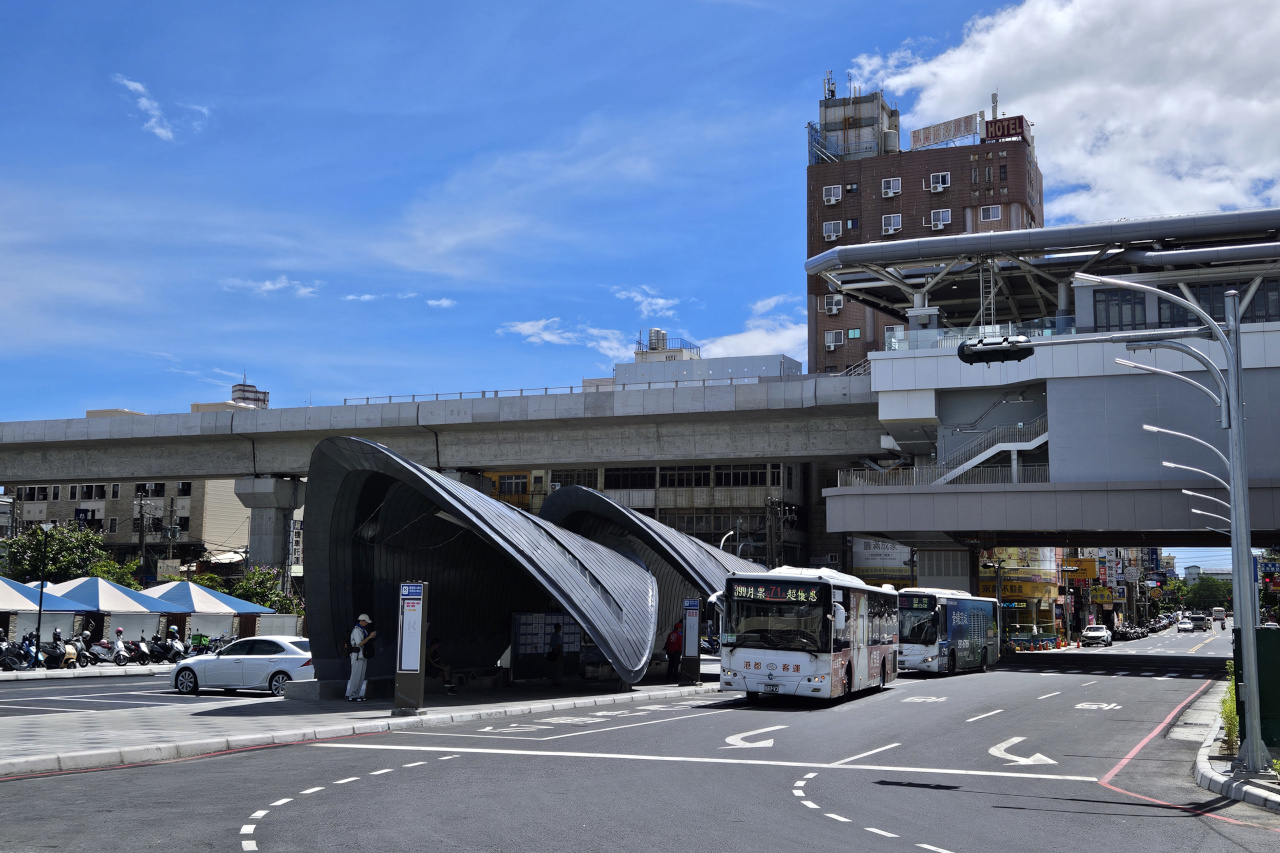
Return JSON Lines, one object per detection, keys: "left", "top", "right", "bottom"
{"left": 426, "top": 637, "right": 458, "bottom": 696}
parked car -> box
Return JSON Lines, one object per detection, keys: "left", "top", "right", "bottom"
{"left": 171, "top": 636, "right": 313, "bottom": 697}
{"left": 1081, "top": 625, "right": 1112, "bottom": 647}
{"left": 1178, "top": 619, "right": 1194, "bottom": 632}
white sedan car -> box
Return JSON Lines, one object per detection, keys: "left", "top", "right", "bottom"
{"left": 1081, "top": 625, "right": 1112, "bottom": 647}
{"left": 1177, "top": 619, "right": 1194, "bottom": 632}
{"left": 172, "top": 635, "right": 313, "bottom": 696}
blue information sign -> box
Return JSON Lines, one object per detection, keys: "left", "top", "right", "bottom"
{"left": 400, "top": 583, "right": 423, "bottom": 597}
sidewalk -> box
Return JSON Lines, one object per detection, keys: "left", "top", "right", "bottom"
{"left": 1187, "top": 680, "right": 1280, "bottom": 813}
{"left": 0, "top": 678, "right": 722, "bottom": 779}
{"left": 0, "top": 664, "right": 174, "bottom": 682}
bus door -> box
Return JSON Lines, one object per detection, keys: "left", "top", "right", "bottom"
{"left": 853, "top": 591, "right": 869, "bottom": 690}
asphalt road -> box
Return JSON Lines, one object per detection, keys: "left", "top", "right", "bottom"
{"left": 1, "top": 661, "right": 1276, "bottom": 852}
{"left": 1078, "top": 621, "right": 1234, "bottom": 657}
{"left": 0, "top": 673, "right": 279, "bottom": 718}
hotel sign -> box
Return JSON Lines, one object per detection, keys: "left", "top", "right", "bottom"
{"left": 985, "top": 115, "right": 1027, "bottom": 140}
{"left": 911, "top": 113, "right": 982, "bottom": 149}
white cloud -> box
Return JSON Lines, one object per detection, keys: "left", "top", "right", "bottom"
{"left": 498, "top": 318, "right": 632, "bottom": 361}
{"left": 614, "top": 286, "right": 680, "bottom": 319}
{"left": 426, "top": 297, "right": 456, "bottom": 308}
{"left": 854, "top": 0, "right": 1280, "bottom": 221}
{"left": 698, "top": 294, "right": 806, "bottom": 363}
{"left": 342, "top": 294, "right": 379, "bottom": 302}
{"left": 397, "top": 292, "right": 419, "bottom": 299}
{"left": 113, "top": 74, "right": 210, "bottom": 142}
{"left": 221, "top": 274, "right": 316, "bottom": 297}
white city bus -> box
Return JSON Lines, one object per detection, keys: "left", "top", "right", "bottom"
{"left": 898, "top": 587, "right": 999, "bottom": 674}
{"left": 1212, "top": 607, "right": 1226, "bottom": 625}
{"left": 719, "top": 567, "right": 898, "bottom": 701}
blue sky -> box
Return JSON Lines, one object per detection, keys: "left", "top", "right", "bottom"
{"left": 2, "top": 1, "right": 1275, "bottom": 420}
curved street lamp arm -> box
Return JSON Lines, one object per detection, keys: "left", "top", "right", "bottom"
{"left": 1072, "top": 272, "right": 1232, "bottom": 355}
{"left": 1162, "top": 460, "right": 1231, "bottom": 493}
{"left": 1191, "top": 508, "right": 1232, "bottom": 525}
{"left": 1143, "top": 424, "right": 1230, "bottom": 470}
{"left": 1118, "top": 359, "right": 1221, "bottom": 408}
{"left": 1124, "top": 340, "right": 1230, "bottom": 428}
{"left": 1182, "top": 489, "right": 1231, "bottom": 511}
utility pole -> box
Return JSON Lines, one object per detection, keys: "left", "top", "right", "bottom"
{"left": 136, "top": 496, "right": 148, "bottom": 581}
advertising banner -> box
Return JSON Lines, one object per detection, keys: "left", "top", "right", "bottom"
{"left": 850, "top": 538, "right": 913, "bottom": 582}
{"left": 911, "top": 113, "right": 982, "bottom": 149}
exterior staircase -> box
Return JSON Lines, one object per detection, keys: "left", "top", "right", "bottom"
{"left": 933, "top": 413, "right": 1048, "bottom": 485}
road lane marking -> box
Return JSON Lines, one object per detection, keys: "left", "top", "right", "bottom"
{"left": 830, "top": 743, "right": 900, "bottom": 765}
{"left": 801, "top": 801, "right": 819, "bottom": 809}
{"left": 917, "top": 845, "right": 954, "bottom": 853}
{"left": 250, "top": 810, "right": 268, "bottom": 818}
{"left": 989, "top": 737, "right": 1056, "bottom": 766}
{"left": 242, "top": 843, "right": 257, "bottom": 852}
{"left": 271, "top": 799, "right": 292, "bottom": 806}
{"left": 369, "top": 769, "right": 393, "bottom": 775}
{"left": 300, "top": 787, "right": 323, "bottom": 794}
{"left": 312, "top": 743, "right": 1097, "bottom": 780}
{"left": 240, "top": 825, "right": 255, "bottom": 835}
{"left": 966, "top": 710, "right": 1003, "bottom": 722}
{"left": 439, "top": 755, "right": 458, "bottom": 760}
{"left": 334, "top": 777, "right": 359, "bottom": 784}
{"left": 793, "top": 781, "right": 806, "bottom": 787}
{"left": 1036, "top": 692, "right": 1060, "bottom": 700}
{"left": 826, "top": 814, "right": 851, "bottom": 822}
{"left": 403, "top": 761, "right": 426, "bottom": 767}
{"left": 865, "top": 828, "right": 898, "bottom": 838}
{"left": 792, "top": 789, "right": 805, "bottom": 796}
{"left": 1081, "top": 681, "right": 1097, "bottom": 686}
{"left": 723, "top": 725, "right": 787, "bottom": 749}
{"left": 804, "top": 772, "right": 818, "bottom": 779}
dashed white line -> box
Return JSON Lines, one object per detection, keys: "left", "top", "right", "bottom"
{"left": 804, "top": 772, "right": 818, "bottom": 779}
{"left": 1037, "top": 692, "right": 1060, "bottom": 700}
{"left": 792, "top": 789, "right": 806, "bottom": 797}
{"left": 1081, "top": 681, "right": 1097, "bottom": 687}
{"left": 334, "top": 777, "right": 359, "bottom": 784}
{"left": 830, "top": 743, "right": 900, "bottom": 765}
{"left": 250, "top": 810, "right": 268, "bottom": 819}
{"left": 917, "top": 845, "right": 954, "bottom": 853}
{"left": 240, "top": 825, "right": 255, "bottom": 835}
{"left": 242, "top": 843, "right": 258, "bottom": 852}
{"left": 271, "top": 798, "right": 292, "bottom": 806}
{"left": 865, "top": 827, "right": 899, "bottom": 838}
{"left": 369, "top": 769, "right": 394, "bottom": 775}
{"left": 439, "top": 755, "right": 458, "bottom": 760}
{"left": 966, "top": 710, "right": 1003, "bottom": 722}
{"left": 300, "top": 787, "right": 324, "bottom": 794}
{"left": 825, "top": 813, "right": 851, "bottom": 822}
{"left": 403, "top": 761, "right": 426, "bottom": 767}
{"left": 801, "top": 801, "right": 819, "bottom": 809}
{"left": 793, "top": 781, "right": 806, "bottom": 787}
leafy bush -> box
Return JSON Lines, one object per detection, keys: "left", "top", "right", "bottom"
{"left": 231, "top": 567, "right": 303, "bottom": 615}
{"left": 1222, "top": 661, "right": 1239, "bottom": 754}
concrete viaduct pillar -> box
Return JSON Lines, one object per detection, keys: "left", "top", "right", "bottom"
{"left": 234, "top": 476, "right": 305, "bottom": 569}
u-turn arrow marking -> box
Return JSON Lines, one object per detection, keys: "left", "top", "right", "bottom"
{"left": 988, "top": 737, "right": 1057, "bottom": 766}
{"left": 722, "top": 725, "right": 788, "bottom": 749}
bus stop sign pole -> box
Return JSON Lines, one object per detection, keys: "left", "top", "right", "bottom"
{"left": 681, "top": 597, "right": 702, "bottom": 685}
{"left": 393, "top": 582, "right": 428, "bottom": 713}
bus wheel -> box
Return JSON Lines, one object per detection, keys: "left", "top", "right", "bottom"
{"left": 877, "top": 660, "right": 888, "bottom": 691}
{"left": 947, "top": 649, "right": 957, "bottom": 676}
{"left": 744, "top": 691, "right": 759, "bottom": 705}
{"left": 843, "top": 664, "right": 854, "bottom": 700}
{"left": 978, "top": 648, "right": 988, "bottom": 673}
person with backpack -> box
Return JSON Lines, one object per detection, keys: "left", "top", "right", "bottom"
{"left": 345, "top": 614, "right": 377, "bottom": 702}
{"left": 664, "top": 621, "right": 683, "bottom": 682}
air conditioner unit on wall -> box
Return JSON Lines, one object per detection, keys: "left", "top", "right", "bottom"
{"left": 931, "top": 183, "right": 945, "bottom": 193}
{"left": 825, "top": 344, "right": 836, "bottom": 351}
{"left": 825, "top": 306, "right": 840, "bottom": 315}
{"left": 882, "top": 189, "right": 896, "bottom": 198}
{"left": 882, "top": 226, "right": 900, "bottom": 235}
{"left": 932, "top": 222, "right": 945, "bottom": 230}
{"left": 825, "top": 233, "right": 839, "bottom": 241}
{"left": 549, "top": 483, "right": 561, "bottom": 491}
{"left": 824, "top": 196, "right": 839, "bottom": 205}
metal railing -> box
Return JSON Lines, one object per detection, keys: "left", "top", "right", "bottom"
{"left": 883, "top": 318, "right": 1079, "bottom": 352}
{"left": 839, "top": 359, "right": 872, "bottom": 377}
{"left": 838, "top": 463, "right": 1049, "bottom": 488}
{"left": 343, "top": 375, "right": 786, "bottom": 405}
{"left": 943, "top": 413, "right": 1048, "bottom": 469}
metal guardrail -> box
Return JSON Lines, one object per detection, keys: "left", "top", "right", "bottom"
{"left": 343, "top": 376, "right": 775, "bottom": 406}
{"left": 838, "top": 463, "right": 1050, "bottom": 487}
{"left": 944, "top": 413, "right": 1048, "bottom": 469}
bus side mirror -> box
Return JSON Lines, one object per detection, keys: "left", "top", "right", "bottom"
{"left": 833, "top": 604, "right": 847, "bottom": 632}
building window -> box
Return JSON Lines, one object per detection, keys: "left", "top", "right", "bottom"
{"left": 51, "top": 485, "right": 60, "bottom": 501}
{"left": 999, "top": 164, "right": 1008, "bottom": 181}
{"left": 1159, "top": 281, "right": 1280, "bottom": 327}
{"left": 603, "top": 467, "right": 656, "bottom": 490}
{"left": 177, "top": 516, "right": 191, "bottom": 532}
{"left": 985, "top": 165, "right": 993, "bottom": 182}
{"left": 111, "top": 483, "right": 120, "bottom": 499}
{"left": 658, "top": 466, "right": 712, "bottom": 488}
{"left": 108, "top": 517, "right": 117, "bottom": 534}
{"left": 823, "top": 294, "right": 843, "bottom": 313}
{"left": 844, "top": 183, "right": 858, "bottom": 193}
{"left": 821, "top": 185, "right": 842, "bottom": 204}
{"left": 845, "top": 218, "right": 858, "bottom": 230}
{"left": 714, "top": 464, "right": 770, "bottom": 488}
{"left": 980, "top": 205, "right": 1002, "bottom": 222}
{"left": 971, "top": 168, "right": 979, "bottom": 184}
{"left": 497, "top": 474, "right": 528, "bottom": 495}
{"left": 882, "top": 214, "right": 901, "bottom": 233}
{"left": 1094, "top": 289, "right": 1148, "bottom": 331}
{"left": 881, "top": 177, "right": 901, "bottom": 196}
{"left": 69, "top": 485, "right": 78, "bottom": 501}
{"left": 35, "top": 486, "right": 48, "bottom": 502}
{"left": 928, "top": 172, "right": 950, "bottom": 189}
{"left": 177, "top": 482, "right": 192, "bottom": 497}
{"left": 786, "top": 465, "right": 794, "bottom": 491}
{"left": 549, "top": 469, "right": 598, "bottom": 488}
{"left": 929, "top": 208, "right": 951, "bottom": 228}
{"left": 824, "top": 330, "right": 846, "bottom": 348}
{"left": 135, "top": 482, "right": 165, "bottom": 498}
{"left": 822, "top": 220, "right": 842, "bottom": 240}
{"left": 848, "top": 328, "right": 862, "bottom": 339}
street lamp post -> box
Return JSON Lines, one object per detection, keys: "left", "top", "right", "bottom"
{"left": 34, "top": 521, "right": 54, "bottom": 646}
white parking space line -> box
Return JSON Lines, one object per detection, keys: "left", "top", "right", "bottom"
{"left": 826, "top": 814, "right": 851, "bottom": 823}
{"left": 369, "top": 769, "right": 394, "bottom": 775}
{"left": 830, "top": 743, "right": 900, "bottom": 765}
{"left": 865, "top": 827, "right": 899, "bottom": 838}
{"left": 313, "top": 743, "right": 1099, "bottom": 781}
{"left": 966, "top": 710, "right": 1003, "bottom": 722}
{"left": 801, "top": 801, "right": 819, "bottom": 809}
{"left": 271, "top": 799, "right": 292, "bottom": 806}
{"left": 1036, "top": 692, "right": 1060, "bottom": 700}
{"left": 300, "top": 787, "right": 324, "bottom": 794}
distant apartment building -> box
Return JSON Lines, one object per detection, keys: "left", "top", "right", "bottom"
{"left": 805, "top": 78, "right": 1044, "bottom": 372}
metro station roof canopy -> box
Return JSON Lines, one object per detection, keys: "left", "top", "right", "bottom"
{"left": 805, "top": 207, "right": 1280, "bottom": 328}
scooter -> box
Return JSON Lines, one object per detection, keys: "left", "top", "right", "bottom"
{"left": 72, "top": 633, "right": 93, "bottom": 668}
{"left": 39, "top": 629, "right": 77, "bottom": 669}
{"left": 147, "top": 634, "right": 171, "bottom": 664}
{"left": 0, "top": 630, "right": 31, "bottom": 671}
{"left": 86, "top": 638, "right": 116, "bottom": 666}
{"left": 124, "top": 637, "right": 151, "bottom": 666}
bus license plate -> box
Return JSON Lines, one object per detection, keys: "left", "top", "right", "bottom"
{"left": 763, "top": 684, "right": 780, "bottom": 693}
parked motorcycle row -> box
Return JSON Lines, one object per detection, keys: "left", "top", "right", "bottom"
{"left": 0, "top": 627, "right": 220, "bottom": 672}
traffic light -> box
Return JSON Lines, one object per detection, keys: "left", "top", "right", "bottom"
{"left": 957, "top": 335, "right": 1035, "bottom": 366}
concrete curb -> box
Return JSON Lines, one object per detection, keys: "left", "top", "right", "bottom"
{"left": 0, "top": 664, "right": 174, "bottom": 682}
{"left": 0, "top": 683, "right": 722, "bottom": 779}
{"left": 1193, "top": 714, "right": 1280, "bottom": 813}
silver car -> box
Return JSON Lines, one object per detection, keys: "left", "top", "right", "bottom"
{"left": 1081, "top": 625, "right": 1112, "bottom": 647}
{"left": 171, "top": 635, "right": 314, "bottom": 696}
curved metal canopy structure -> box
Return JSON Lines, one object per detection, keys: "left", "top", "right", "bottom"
{"left": 304, "top": 437, "right": 660, "bottom": 684}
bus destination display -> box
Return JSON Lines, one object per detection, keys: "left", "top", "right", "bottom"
{"left": 901, "top": 595, "right": 936, "bottom": 610}
{"left": 731, "top": 583, "right": 821, "bottom": 603}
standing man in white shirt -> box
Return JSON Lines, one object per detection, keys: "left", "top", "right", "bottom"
{"left": 346, "top": 614, "right": 376, "bottom": 702}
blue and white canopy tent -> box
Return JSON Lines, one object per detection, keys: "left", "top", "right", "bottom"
{"left": 147, "top": 581, "right": 274, "bottom": 638}
{"left": 48, "top": 577, "right": 192, "bottom": 641}
{"left": 1, "top": 576, "right": 88, "bottom": 638}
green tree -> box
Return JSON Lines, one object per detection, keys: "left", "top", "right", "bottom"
{"left": 191, "top": 572, "right": 229, "bottom": 594}
{"left": 1158, "top": 577, "right": 1189, "bottom": 613}
{"left": 1, "top": 525, "right": 113, "bottom": 584}
{"left": 1185, "top": 576, "right": 1232, "bottom": 611}
{"left": 230, "top": 567, "right": 302, "bottom": 615}
{"left": 86, "top": 558, "right": 142, "bottom": 591}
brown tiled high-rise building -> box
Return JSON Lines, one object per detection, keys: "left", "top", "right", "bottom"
{"left": 805, "top": 80, "right": 1044, "bottom": 373}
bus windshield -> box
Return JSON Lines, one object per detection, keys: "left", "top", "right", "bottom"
{"left": 725, "top": 581, "right": 831, "bottom": 653}
{"left": 899, "top": 595, "right": 938, "bottom": 645}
